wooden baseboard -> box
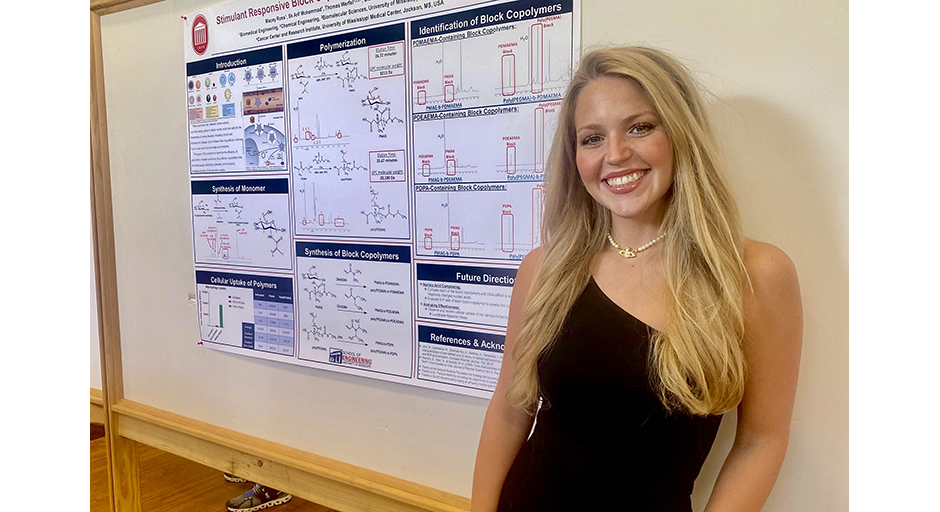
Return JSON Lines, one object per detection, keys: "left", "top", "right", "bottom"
{"left": 111, "top": 399, "right": 470, "bottom": 512}
{"left": 91, "top": 388, "right": 105, "bottom": 424}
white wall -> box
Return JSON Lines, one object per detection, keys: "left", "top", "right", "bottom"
{"left": 99, "top": 0, "right": 847, "bottom": 509}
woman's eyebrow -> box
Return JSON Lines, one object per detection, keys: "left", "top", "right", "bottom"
{"left": 575, "top": 123, "right": 604, "bottom": 134}
{"left": 576, "top": 111, "right": 658, "bottom": 133}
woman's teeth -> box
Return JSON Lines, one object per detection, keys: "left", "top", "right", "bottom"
{"left": 606, "top": 171, "right": 647, "bottom": 187}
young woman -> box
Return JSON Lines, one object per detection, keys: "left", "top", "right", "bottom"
{"left": 470, "top": 46, "right": 803, "bottom": 512}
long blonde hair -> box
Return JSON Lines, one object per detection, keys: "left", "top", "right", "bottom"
{"left": 507, "top": 46, "right": 748, "bottom": 416}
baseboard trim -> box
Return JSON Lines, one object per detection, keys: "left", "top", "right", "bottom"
{"left": 90, "top": 388, "right": 105, "bottom": 424}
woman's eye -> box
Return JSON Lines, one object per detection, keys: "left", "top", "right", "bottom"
{"left": 629, "top": 123, "right": 655, "bottom": 135}
{"left": 580, "top": 134, "right": 602, "bottom": 145}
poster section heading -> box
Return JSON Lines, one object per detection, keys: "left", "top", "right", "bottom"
{"left": 416, "top": 264, "right": 516, "bottom": 328}
{"left": 417, "top": 324, "right": 504, "bottom": 391}
{"left": 412, "top": 105, "right": 520, "bottom": 122}
{"left": 287, "top": 23, "right": 404, "bottom": 59}
{"left": 296, "top": 241, "right": 411, "bottom": 264}
{"left": 419, "top": 325, "right": 504, "bottom": 353}
{"left": 417, "top": 263, "right": 515, "bottom": 287}
{"left": 196, "top": 270, "right": 293, "bottom": 302}
{"left": 411, "top": 0, "right": 572, "bottom": 40}
{"left": 187, "top": 46, "right": 283, "bottom": 77}
{"left": 192, "top": 178, "right": 290, "bottom": 195}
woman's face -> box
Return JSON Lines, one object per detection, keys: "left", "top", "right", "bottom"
{"left": 574, "top": 76, "right": 674, "bottom": 224}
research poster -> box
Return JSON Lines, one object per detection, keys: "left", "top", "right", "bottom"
{"left": 186, "top": 0, "right": 580, "bottom": 398}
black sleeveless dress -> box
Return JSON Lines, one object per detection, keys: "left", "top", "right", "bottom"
{"left": 497, "top": 277, "right": 722, "bottom": 511}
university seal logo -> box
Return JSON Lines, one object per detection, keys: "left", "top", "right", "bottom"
{"left": 192, "top": 14, "right": 209, "bottom": 55}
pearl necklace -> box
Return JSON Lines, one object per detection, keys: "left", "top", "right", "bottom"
{"left": 606, "top": 232, "right": 665, "bottom": 258}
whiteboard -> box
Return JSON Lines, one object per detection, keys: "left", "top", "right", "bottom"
{"left": 101, "top": 0, "right": 847, "bottom": 507}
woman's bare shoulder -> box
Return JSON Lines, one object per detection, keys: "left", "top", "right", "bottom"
{"left": 742, "top": 239, "right": 798, "bottom": 291}
{"left": 741, "top": 238, "right": 801, "bottom": 326}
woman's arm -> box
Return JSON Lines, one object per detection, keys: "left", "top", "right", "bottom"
{"left": 470, "top": 248, "right": 543, "bottom": 512}
{"left": 704, "top": 241, "right": 803, "bottom": 512}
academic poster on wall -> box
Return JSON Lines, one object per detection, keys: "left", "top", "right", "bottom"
{"left": 185, "top": 0, "right": 580, "bottom": 398}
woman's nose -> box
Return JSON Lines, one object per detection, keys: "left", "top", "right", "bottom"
{"left": 605, "top": 134, "right": 633, "bottom": 164}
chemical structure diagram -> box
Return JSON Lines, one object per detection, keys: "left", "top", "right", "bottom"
{"left": 361, "top": 88, "right": 403, "bottom": 134}
{"left": 253, "top": 210, "right": 287, "bottom": 256}
{"left": 326, "top": 261, "right": 369, "bottom": 314}
{"left": 343, "top": 263, "right": 362, "bottom": 282}
{"left": 310, "top": 51, "right": 367, "bottom": 92}
{"left": 340, "top": 287, "right": 368, "bottom": 313}
{"left": 290, "top": 65, "right": 310, "bottom": 80}
{"left": 302, "top": 313, "right": 338, "bottom": 342}
{"left": 336, "top": 52, "right": 353, "bottom": 67}
{"left": 228, "top": 197, "right": 243, "bottom": 219}
{"left": 361, "top": 187, "right": 407, "bottom": 225}
{"left": 301, "top": 313, "right": 368, "bottom": 346}
{"left": 300, "top": 265, "right": 337, "bottom": 302}
{"left": 293, "top": 152, "right": 331, "bottom": 177}
{"left": 313, "top": 56, "right": 332, "bottom": 71}
{"left": 290, "top": 53, "right": 367, "bottom": 92}
{"left": 338, "top": 65, "right": 367, "bottom": 91}
{"left": 346, "top": 319, "right": 368, "bottom": 344}
{"left": 333, "top": 150, "right": 368, "bottom": 177}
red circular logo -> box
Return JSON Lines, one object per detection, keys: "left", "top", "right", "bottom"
{"left": 192, "top": 14, "right": 208, "bottom": 55}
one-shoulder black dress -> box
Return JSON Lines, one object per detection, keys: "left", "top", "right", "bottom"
{"left": 497, "top": 277, "right": 722, "bottom": 511}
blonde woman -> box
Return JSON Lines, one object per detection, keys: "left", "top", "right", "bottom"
{"left": 471, "top": 47, "right": 803, "bottom": 511}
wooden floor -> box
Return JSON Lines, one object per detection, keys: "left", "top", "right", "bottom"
{"left": 91, "top": 424, "right": 336, "bottom": 512}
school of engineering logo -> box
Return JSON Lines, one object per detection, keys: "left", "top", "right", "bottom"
{"left": 328, "top": 348, "right": 373, "bottom": 368}
{"left": 329, "top": 348, "right": 343, "bottom": 364}
{"left": 192, "top": 14, "right": 208, "bottom": 55}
